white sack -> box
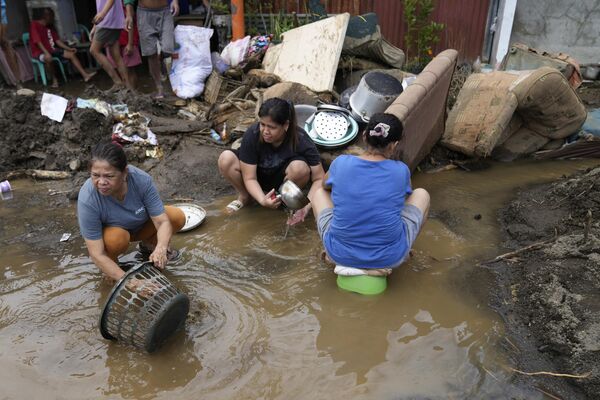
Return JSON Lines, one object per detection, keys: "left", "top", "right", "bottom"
{"left": 169, "top": 25, "right": 213, "bottom": 99}
{"left": 220, "top": 35, "right": 250, "bottom": 67}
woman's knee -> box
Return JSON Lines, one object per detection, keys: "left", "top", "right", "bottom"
{"left": 286, "top": 160, "right": 310, "bottom": 183}
{"left": 102, "top": 226, "right": 130, "bottom": 259}
{"left": 217, "top": 150, "right": 239, "bottom": 174}
{"left": 165, "top": 205, "right": 186, "bottom": 232}
{"left": 407, "top": 188, "right": 430, "bottom": 217}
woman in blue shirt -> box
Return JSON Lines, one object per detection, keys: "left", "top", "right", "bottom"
{"left": 310, "top": 113, "right": 430, "bottom": 269}
{"left": 78, "top": 142, "right": 185, "bottom": 280}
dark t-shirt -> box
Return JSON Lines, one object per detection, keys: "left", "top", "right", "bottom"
{"left": 238, "top": 123, "right": 321, "bottom": 188}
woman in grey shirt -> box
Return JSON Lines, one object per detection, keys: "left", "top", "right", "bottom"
{"left": 78, "top": 142, "right": 185, "bottom": 280}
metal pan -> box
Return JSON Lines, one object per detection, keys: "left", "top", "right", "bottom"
{"left": 172, "top": 203, "right": 207, "bottom": 232}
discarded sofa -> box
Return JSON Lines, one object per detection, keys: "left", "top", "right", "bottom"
{"left": 385, "top": 49, "right": 458, "bottom": 170}
{"left": 442, "top": 67, "right": 587, "bottom": 161}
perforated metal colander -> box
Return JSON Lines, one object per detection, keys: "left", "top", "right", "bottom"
{"left": 313, "top": 112, "right": 350, "bottom": 141}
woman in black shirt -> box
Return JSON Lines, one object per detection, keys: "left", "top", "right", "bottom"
{"left": 218, "top": 97, "right": 325, "bottom": 223}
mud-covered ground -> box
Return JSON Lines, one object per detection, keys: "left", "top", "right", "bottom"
{"left": 490, "top": 166, "right": 600, "bottom": 399}
{"left": 0, "top": 87, "right": 228, "bottom": 203}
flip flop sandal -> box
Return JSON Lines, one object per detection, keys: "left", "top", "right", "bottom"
{"left": 226, "top": 199, "right": 244, "bottom": 213}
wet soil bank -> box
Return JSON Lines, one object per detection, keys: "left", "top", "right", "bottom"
{"left": 490, "top": 165, "right": 600, "bottom": 399}
{"left": 0, "top": 87, "right": 228, "bottom": 203}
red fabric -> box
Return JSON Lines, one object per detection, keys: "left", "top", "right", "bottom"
{"left": 118, "top": 6, "right": 139, "bottom": 47}
{"left": 29, "top": 21, "right": 59, "bottom": 58}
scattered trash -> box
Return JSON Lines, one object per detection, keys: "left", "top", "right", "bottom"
{"left": 112, "top": 113, "right": 157, "bottom": 146}
{"left": 0, "top": 180, "right": 12, "bottom": 200}
{"left": 246, "top": 35, "right": 271, "bottom": 59}
{"left": 16, "top": 88, "right": 35, "bottom": 97}
{"left": 60, "top": 233, "right": 71, "bottom": 242}
{"left": 221, "top": 35, "right": 250, "bottom": 67}
{"left": 145, "top": 147, "right": 164, "bottom": 159}
{"left": 0, "top": 180, "right": 11, "bottom": 193}
{"left": 76, "top": 98, "right": 112, "bottom": 117}
{"left": 210, "top": 129, "right": 222, "bottom": 143}
{"left": 40, "top": 93, "right": 69, "bottom": 122}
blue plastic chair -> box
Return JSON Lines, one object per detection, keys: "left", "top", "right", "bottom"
{"left": 22, "top": 32, "right": 68, "bottom": 85}
{"left": 76, "top": 24, "right": 98, "bottom": 68}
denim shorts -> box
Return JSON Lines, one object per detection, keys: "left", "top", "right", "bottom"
{"left": 317, "top": 204, "right": 425, "bottom": 268}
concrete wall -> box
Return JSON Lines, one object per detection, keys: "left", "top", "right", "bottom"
{"left": 510, "top": 0, "right": 600, "bottom": 64}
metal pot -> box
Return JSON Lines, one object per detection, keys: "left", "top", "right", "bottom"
{"left": 349, "top": 71, "right": 403, "bottom": 122}
{"left": 278, "top": 180, "right": 309, "bottom": 210}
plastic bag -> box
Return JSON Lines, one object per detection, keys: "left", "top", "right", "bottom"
{"left": 220, "top": 35, "right": 250, "bottom": 67}
{"left": 169, "top": 25, "right": 214, "bottom": 99}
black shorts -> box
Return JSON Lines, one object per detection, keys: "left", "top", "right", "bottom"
{"left": 232, "top": 149, "right": 306, "bottom": 192}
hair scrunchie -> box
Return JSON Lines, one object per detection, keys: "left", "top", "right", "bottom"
{"left": 369, "top": 123, "right": 390, "bottom": 138}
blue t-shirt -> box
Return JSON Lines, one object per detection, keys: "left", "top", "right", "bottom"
{"left": 77, "top": 165, "right": 165, "bottom": 240}
{"left": 323, "top": 155, "right": 413, "bottom": 268}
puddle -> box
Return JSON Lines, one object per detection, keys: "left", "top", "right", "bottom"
{"left": 0, "top": 159, "right": 597, "bottom": 399}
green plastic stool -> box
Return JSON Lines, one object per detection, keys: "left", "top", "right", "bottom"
{"left": 336, "top": 275, "right": 387, "bottom": 295}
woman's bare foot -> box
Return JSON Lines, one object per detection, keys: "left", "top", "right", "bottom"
{"left": 225, "top": 196, "right": 251, "bottom": 214}
{"left": 83, "top": 71, "right": 97, "bottom": 82}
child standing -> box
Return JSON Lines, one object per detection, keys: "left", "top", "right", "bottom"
{"left": 310, "top": 113, "right": 430, "bottom": 270}
{"left": 107, "top": 4, "right": 141, "bottom": 88}
{"left": 90, "top": 0, "right": 131, "bottom": 89}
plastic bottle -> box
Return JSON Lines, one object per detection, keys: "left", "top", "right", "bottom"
{"left": 210, "top": 129, "right": 222, "bottom": 143}
{"left": 220, "top": 123, "right": 228, "bottom": 141}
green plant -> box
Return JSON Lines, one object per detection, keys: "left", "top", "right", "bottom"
{"left": 210, "top": 0, "right": 230, "bottom": 15}
{"left": 403, "top": 0, "right": 444, "bottom": 71}
{"left": 270, "top": 11, "right": 295, "bottom": 42}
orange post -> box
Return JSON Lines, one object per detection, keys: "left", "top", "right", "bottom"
{"left": 231, "top": 0, "right": 245, "bottom": 40}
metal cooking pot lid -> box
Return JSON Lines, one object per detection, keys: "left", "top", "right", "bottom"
{"left": 313, "top": 112, "right": 350, "bottom": 141}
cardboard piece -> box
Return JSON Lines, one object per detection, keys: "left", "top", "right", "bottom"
{"left": 266, "top": 14, "right": 350, "bottom": 92}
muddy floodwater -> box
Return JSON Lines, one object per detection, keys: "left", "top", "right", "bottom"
{"left": 0, "top": 159, "right": 597, "bottom": 399}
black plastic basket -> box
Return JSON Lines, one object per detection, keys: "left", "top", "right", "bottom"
{"left": 99, "top": 262, "right": 190, "bottom": 353}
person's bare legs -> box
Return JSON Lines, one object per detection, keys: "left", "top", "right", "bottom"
{"left": 148, "top": 53, "right": 164, "bottom": 97}
{"left": 108, "top": 41, "right": 132, "bottom": 89}
{"left": 405, "top": 188, "right": 430, "bottom": 223}
{"left": 62, "top": 50, "right": 96, "bottom": 82}
{"left": 128, "top": 67, "right": 138, "bottom": 89}
{"left": 90, "top": 39, "right": 124, "bottom": 87}
{"left": 218, "top": 150, "right": 251, "bottom": 206}
{"left": 309, "top": 186, "right": 333, "bottom": 221}
{"left": 43, "top": 56, "right": 59, "bottom": 88}
{"left": 284, "top": 160, "right": 311, "bottom": 189}
{"left": 0, "top": 25, "right": 21, "bottom": 87}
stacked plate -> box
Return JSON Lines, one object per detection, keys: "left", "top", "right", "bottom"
{"left": 304, "top": 105, "right": 359, "bottom": 149}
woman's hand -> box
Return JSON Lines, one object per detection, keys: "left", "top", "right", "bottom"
{"left": 124, "top": 43, "right": 133, "bottom": 56}
{"left": 149, "top": 244, "right": 168, "bottom": 269}
{"left": 261, "top": 189, "right": 282, "bottom": 209}
{"left": 92, "top": 12, "right": 106, "bottom": 25}
{"left": 287, "top": 204, "right": 310, "bottom": 226}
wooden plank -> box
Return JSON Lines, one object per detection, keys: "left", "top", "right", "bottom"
{"left": 271, "top": 13, "right": 350, "bottom": 92}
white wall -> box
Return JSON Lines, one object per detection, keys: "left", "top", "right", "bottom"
{"left": 510, "top": 0, "right": 600, "bottom": 64}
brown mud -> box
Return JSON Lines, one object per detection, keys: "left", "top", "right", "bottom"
{"left": 491, "top": 165, "right": 600, "bottom": 399}
{"left": 0, "top": 87, "right": 227, "bottom": 203}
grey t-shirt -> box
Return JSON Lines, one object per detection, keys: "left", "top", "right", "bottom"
{"left": 77, "top": 165, "right": 165, "bottom": 240}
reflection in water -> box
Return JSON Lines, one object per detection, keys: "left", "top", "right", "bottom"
{"left": 0, "top": 160, "right": 597, "bottom": 399}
